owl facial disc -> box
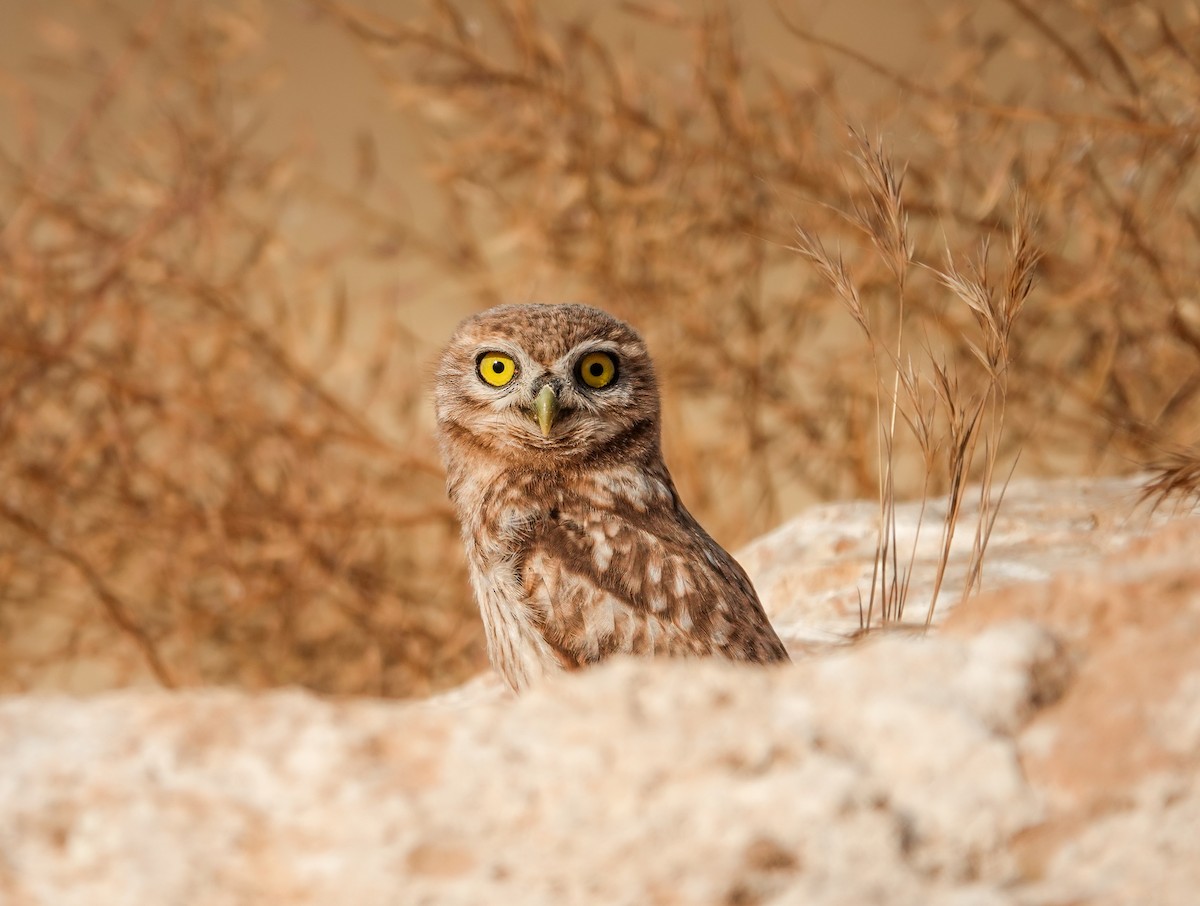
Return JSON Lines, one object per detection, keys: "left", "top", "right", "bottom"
{"left": 534, "top": 384, "right": 560, "bottom": 437}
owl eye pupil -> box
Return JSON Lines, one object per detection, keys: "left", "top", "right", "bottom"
{"left": 492, "top": 361, "right": 505, "bottom": 374}
{"left": 589, "top": 362, "right": 604, "bottom": 377}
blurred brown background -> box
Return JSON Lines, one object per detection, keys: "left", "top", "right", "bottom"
{"left": 2, "top": 0, "right": 1197, "bottom": 697}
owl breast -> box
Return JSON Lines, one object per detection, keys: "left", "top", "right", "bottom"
{"left": 451, "top": 459, "right": 787, "bottom": 691}
{"left": 456, "top": 462, "right": 672, "bottom": 691}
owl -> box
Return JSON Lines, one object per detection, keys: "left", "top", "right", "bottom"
{"left": 435, "top": 303, "right": 789, "bottom": 691}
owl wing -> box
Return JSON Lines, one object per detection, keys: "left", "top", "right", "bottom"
{"left": 516, "top": 495, "right": 789, "bottom": 668}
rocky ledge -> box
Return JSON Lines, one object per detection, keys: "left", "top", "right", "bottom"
{"left": 1, "top": 476, "right": 1197, "bottom": 905}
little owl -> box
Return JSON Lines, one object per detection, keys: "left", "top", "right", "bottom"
{"left": 435, "top": 303, "right": 789, "bottom": 691}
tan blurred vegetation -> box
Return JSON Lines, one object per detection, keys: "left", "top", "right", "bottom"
{"left": 2, "top": 0, "right": 1198, "bottom": 695}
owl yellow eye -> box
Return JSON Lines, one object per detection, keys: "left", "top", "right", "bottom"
{"left": 577, "top": 351, "right": 617, "bottom": 389}
{"left": 478, "top": 353, "right": 517, "bottom": 387}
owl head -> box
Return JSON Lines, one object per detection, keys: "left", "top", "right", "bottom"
{"left": 434, "top": 304, "right": 662, "bottom": 467}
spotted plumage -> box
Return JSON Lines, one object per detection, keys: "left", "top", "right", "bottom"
{"left": 435, "top": 303, "right": 789, "bottom": 691}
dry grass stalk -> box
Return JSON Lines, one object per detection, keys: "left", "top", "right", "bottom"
{"left": 796, "top": 132, "right": 1037, "bottom": 629}
{"left": 1139, "top": 446, "right": 1200, "bottom": 515}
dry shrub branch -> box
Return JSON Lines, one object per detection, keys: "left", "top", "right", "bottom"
{"left": 323, "top": 0, "right": 1199, "bottom": 627}
{"left": 325, "top": 0, "right": 1200, "bottom": 510}
{"left": 2, "top": 0, "right": 1199, "bottom": 691}
{"left": 0, "top": 3, "right": 479, "bottom": 694}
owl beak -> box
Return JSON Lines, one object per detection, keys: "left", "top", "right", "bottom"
{"left": 533, "top": 384, "right": 560, "bottom": 437}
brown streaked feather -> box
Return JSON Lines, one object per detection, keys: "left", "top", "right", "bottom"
{"left": 517, "top": 466, "right": 788, "bottom": 667}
